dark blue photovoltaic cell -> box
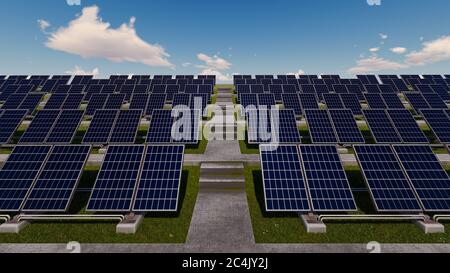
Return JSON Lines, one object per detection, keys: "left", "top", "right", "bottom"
{"left": 282, "top": 93, "right": 302, "bottom": 116}
{"left": 46, "top": 110, "right": 84, "bottom": 143}
{"left": 0, "top": 110, "right": 27, "bottom": 144}
{"left": 109, "top": 110, "right": 142, "bottom": 143}
{"left": 340, "top": 94, "right": 363, "bottom": 115}
{"left": 147, "top": 109, "right": 173, "bottom": 143}
{"left": 381, "top": 93, "right": 405, "bottom": 109}
{"left": 130, "top": 93, "right": 149, "bottom": 111}
{"left": 329, "top": 109, "right": 365, "bottom": 143}
{"left": 19, "top": 94, "right": 43, "bottom": 113}
{"left": 393, "top": 145, "right": 450, "bottom": 212}
{"left": 85, "top": 94, "right": 108, "bottom": 115}
{"left": 44, "top": 94, "right": 66, "bottom": 109}
{"left": 87, "top": 145, "right": 145, "bottom": 211}
{"left": 405, "top": 93, "right": 430, "bottom": 111}
{"left": 271, "top": 109, "right": 301, "bottom": 143}
{"left": 172, "top": 94, "right": 191, "bottom": 108}
{"left": 422, "top": 93, "right": 447, "bottom": 109}
{"left": 19, "top": 110, "right": 60, "bottom": 144}
{"left": 133, "top": 145, "right": 184, "bottom": 211}
{"left": 365, "top": 93, "right": 387, "bottom": 109}
{"left": 299, "top": 145, "right": 356, "bottom": 211}
{"left": 247, "top": 109, "right": 272, "bottom": 144}
{"left": 260, "top": 145, "right": 310, "bottom": 211}
{"left": 387, "top": 109, "right": 428, "bottom": 143}
{"left": 299, "top": 94, "right": 319, "bottom": 112}
{"left": 354, "top": 145, "right": 422, "bottom": 212}
{"left": 305, "top": 109, "right": 338, "bottom": 143}
{"left": 0, "top": 146, "right": 51, "bottom": 211}
{"left": 62, "top": 93, "right": 84, "bottom": 109}
{"left": 22, "top": 146, "right": 91, "bottom": 212}
{"left": 363, "top": 109, "right": 402, "bottom": 143}
{"left": 421, "top": 109, "right": 450, "bottom": 143}
{"left": 1, "top": 94, "right": 27, "bottom": 109}
{"left": 323, "top": 93, "right": 344, "bottom": 109}
{"left": 240, "top": 93, "right": 258, "bottom": 110}
{"left": 82, "top": 110, "right": 119, "bottom": 144}
{"left": 104, "top": 93, "right": 125, "bottom": 109}
{"left": 146, "top": 94, "right": 166, "bottom": 116}
{"left": 258, "top": 94, "right": 276, "bottom": 107}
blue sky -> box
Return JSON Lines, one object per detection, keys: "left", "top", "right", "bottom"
{"left": 1, "top": 0, "right": 450, "bottom": 81}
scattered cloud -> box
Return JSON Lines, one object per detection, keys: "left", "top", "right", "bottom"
{"left": 390, "top": 47, "right": 407, "bottom": 54}
{"left": 196, "top": 53, "right": 232, "bottom": 81}
{"left": 44, "top": 5, "right": 173, "bottom": 67}
{"left": 197, "top": 53, "right": 231, "bottom": 70}
{"left": 65, "top": 66, "right": 100, "bottom": 77}
{"left": 369, "top": 47, "right": 380, "bottom": 53}
{"left": 287, "top": 69, "right": 305, "bottom": 77}
{"left": 379, "top": 33, "right": 388, "bottom": 40}
{"left": 37, "top": 19, "right": 50, "bottom": 32}
{"left": 182, "top": 62, "right": 192, "bottom": 67}
{"left": 406, "top": 35, "right": 450, "bottom": 65}
{"left": 347, "top": 56, "right": 407, "bottom": 74}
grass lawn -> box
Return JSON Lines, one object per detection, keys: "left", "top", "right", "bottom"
{"left": 0, "top": 166, "right": 200, "bottom": 244}
{"left": 185, "top": 140, "right": 208, "bottom": 154}
{"left": 245, "top": 165, "right": 450, "bottom": 243}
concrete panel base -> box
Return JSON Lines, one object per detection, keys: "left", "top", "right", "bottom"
{"left": 414, "top": 220, "right": 445, "bottom": 234}
{"left": 300, "top": 214, "right": 327, "bottom": 233}
{"left": 0, "top": 221, "right": 30, "bottom": 234}
{"left": 116, "top": 214, "right": 144, "bottom": 234}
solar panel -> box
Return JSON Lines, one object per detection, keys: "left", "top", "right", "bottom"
{"left": 104, "top": 93, "right": 125, "bottom": 109}
{"left": 340, "top": 94, "right": 363, "bottom": 115}
{"left": 0, "top": 110, "right": 28, "bottom": 144}
{"left": 323, "top": 93, "right": 344, "bottom": 109}
{"left": 146, "top": 94, "right": 166, "bottom": 116}
{"left": 0, "top": 146, "right": 52, "bottom": 212}
{"left": 45, "top": 94, "right": 67, "bottom": 110}
{"left": 133, "top": 145, "right": 184, "bottom": 211}
{"left": 1, "top": 94, "right": 27, "bottom": 109}
{"left": 86, "top": 94, "right": 108, "bottom": 115}
{"left": 62, "top": 93, "right": 84, "bottom": 109}
{"left": 422, "top": 93, "right": 447, "bottom": 109}
{"left": 282, "top": 94, "right": 302, "bottom": 116}
{"left": 119, "top": 85, "right": 135, "bottom": 101}
{"left": 354, "top": 145, "right": 422, "bottom": 212}
{"left": 240, "top": 93, "right": 258, "bottom": 109}
{"left": 299, "top": 145, "right": 356, "bottom": 211}
{"left": 271, "top": 109, "right": 301, "bottom": 143}
{"left": 304, "top": 109, "right": 338, "bottom": 143}
{"left": 109, "top": 110, "right": 142, "bottom": 143}
{"left": 420, "top": 109, "right": 450, "bottom": 143}
{"left": 365, "top": 93, "right": 387, "bottom": 109}
{"left": 19, "top": 110, "right": 60, "bottom": 144}
{"left": 84, "top": 84, "right": 102, "bottom": 101}
{"left": 363, "top": 109, "right": 402, "bottom": 143}
{"left": 314, "top": 84, "right": 329, "bottom": 100}
{"left": 18, "top": 94, "right": 43, "bottom": 113}
{"left": 21, "top": 145, "right": 91, "bottom": 212}
{"left": 54, "top": 85, "right": 70, "bottom": 94}
{"left": 393, "top": 145, "right": 450, "bottom": 212}
{"left": 364, "top": 84, "right": 381, "bottom": 93}
{"left": 100, "top": 84, "right": 117, "bottom": 94}
{"left": 260, "top": 145, "right": 310, "bottom": 211}
{"left": 387, "top": 109, "right": 428, "bottom": 143}
{"left": 46, "top": 110, "right": 84, "bottom": 144}
{"left": 246, "top": 109, "right": 272, "bottom": 144}
{"left": 82, "top": 110, "right": 119, "bottom": 144}
{"left": 258, "top": 94, "right": 276, "bottom": 107}
{"left": 191, "top": 93, "right": 210, "bottom": 113}
{"left": 430, "top": 84, "right": 450, "bottom": 101}
{"left": 329, "top": 109, "right": 365, "bottom": 143}
{"left": 381, "top": 93, "right": 405, "bottom": 109}
{"left": 172, "top": 94, "right": 191, "bottom": 108}
{"left": 87, "top": 145, "right": 145, "bottom": 211}
{"left": 405, "top": 93, "right": 430, "bottom": 111}
{"left": 379, "top": 84, "right": 396, "bottom": 94}
{"left": 147, "top": 109, "right": 174, "bottom": 143}
{"left": 299, "top": 94, "right": 319, "bottom": 113}
{"left": 130, "top": 93, "right": 149, "bottom": 111}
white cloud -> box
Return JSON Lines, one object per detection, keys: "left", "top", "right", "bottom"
{"left": 379, "top": 33, "right": 388, "bottom": 40}
{"left": 197, "top": 53, "right": 231, "bottom": 70}
{"left": 196, "top": 53, "right": 232, "bottom": 82}
{"left": 287, "top": 69, "right": 305, "bottom": 77}
{"left": 347, "top": 56, "right": 407, "bottom": 74}
{"left": 37, "top": 19, "right": 50, "bottom": 32}
{"left": 65, "top": 66, "right": 100, "bottom": 77}
{"left": 182, "top": 62, "right": 192, "bottom": 67}
{"left": 406, "top": 36, "right": 450, "bottom": 65}
{"left": 390, "top": 47, "right": 407, "bottom": 54}
{"left": 45, "top": 5, "right": 172, "bottom": 67}
{"left": 369, "top": 47, "right": 380, "bottom": 53}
